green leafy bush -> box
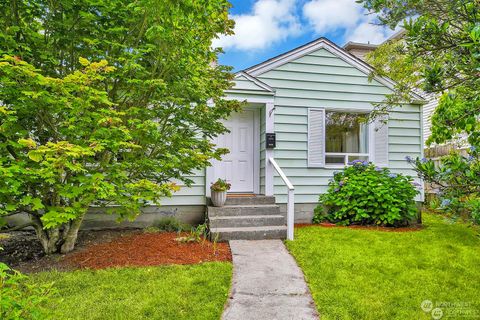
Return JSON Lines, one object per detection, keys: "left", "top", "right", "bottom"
{"left": 0, "top": 262, "right": 53, "bottom": 320}
{"left": 314, "top": 161, "right": 419, "bottom": 226}
{"left": 409, "top": 149, "right": 480, "bottom": 224}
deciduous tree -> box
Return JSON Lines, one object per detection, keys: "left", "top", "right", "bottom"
{"left": 0, "top": 0, "right": 239, "bottom": 253}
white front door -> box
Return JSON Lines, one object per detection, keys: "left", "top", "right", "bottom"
{"left": 213, "top": 110, "right": 255, "bottom": 193}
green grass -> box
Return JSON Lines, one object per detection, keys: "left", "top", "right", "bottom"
{"left": 286, "top": 213, "right": 480, "bottom": 320}
{"left": 31, "top": 262, "right": 232, "bottom": 320}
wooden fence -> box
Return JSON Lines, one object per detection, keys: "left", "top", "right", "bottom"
{"left": 424, "top": 144, "right": 469, "bottom": 195}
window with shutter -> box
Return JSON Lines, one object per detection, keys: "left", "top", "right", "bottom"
{"left": 308, "top": 109, "right": 387, "bottom": 168}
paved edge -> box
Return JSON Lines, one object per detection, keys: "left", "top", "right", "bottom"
{"left": 222, "top": 240, "right": 319, "bottom": 320}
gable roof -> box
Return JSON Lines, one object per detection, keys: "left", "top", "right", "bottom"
{"left": 242, "top": 37, "right": 425, "bottom": 104}
{"left": 228, "top": 71, "right": 275, "bottom": 94}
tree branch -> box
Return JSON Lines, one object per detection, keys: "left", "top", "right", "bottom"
{"left": 1, "top": 222, "right": 33, "bottom": 232}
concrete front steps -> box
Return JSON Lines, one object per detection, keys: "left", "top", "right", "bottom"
{"left": 207, "top": 196, "right": 287, "bottom": 241}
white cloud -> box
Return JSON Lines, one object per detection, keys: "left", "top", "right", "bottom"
{"left": 215, "top": 0, "right": 396, "bottom": 52}
{"left": 303, "top": 0, "right": 394, "bottom": 44}
{"left": 346, "top": 20, "right": 392, "bottom": 44}
{"left": 213, "top": 0, "right": 301, "bottom": 51}
{"left": 302, "top": 0, "right": 362, "bottom": 34}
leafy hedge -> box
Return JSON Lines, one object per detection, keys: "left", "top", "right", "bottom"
{"left": 314, "top": 161, "right": 419, "bottom": 226}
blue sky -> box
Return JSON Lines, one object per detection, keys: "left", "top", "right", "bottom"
{"left": 214, "top": 0, "right": 396, "bottom": 71}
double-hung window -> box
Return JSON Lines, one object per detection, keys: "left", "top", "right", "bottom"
{"left": 325, "top": 111, "right": 369, "bottom": 166}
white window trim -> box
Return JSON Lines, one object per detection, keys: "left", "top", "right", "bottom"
{"left": 308, "top": 108, "right": 373, "bottom": 168}
{"left": 325, "top": 152, "right": 370, "bottom": 168}
{"left": 324, "top": 110, "right": 371, "bottom": 168}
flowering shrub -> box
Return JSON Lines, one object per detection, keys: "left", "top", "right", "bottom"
{"left": 408, "top": 147, "right": 480, "bottom": 224}
{"left": 314, "top": 161, "right": 419, "bottom": 226}
{"left": 210, "top": 178, "right": 231, "bottom": 192}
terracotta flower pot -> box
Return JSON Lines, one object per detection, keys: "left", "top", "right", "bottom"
{"left": 211, "top": 190, "right": 227, "bottom": 207}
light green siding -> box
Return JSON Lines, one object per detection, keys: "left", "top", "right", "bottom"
{"left": 162, "top": 47, "right": 422, "bottom": 207}
{"left": 162, "top": 169, "right": 206, "bottom": 206}
{"left": 233, "top": 76, "right": 264, "bottom": 91}
{"left": 257, "top": 48, "right": 422, "bottom": 204}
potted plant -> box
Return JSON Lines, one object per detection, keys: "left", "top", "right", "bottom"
{"left": 210, "top": 178, "right": 231, "bottom": 207}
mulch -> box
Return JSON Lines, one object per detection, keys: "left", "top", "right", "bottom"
{"left": 0, "top": 231, "right": 44, "bottom": 266}
{"left": 295, "top": 222, "right": 424, "bottom": 232}
{"left": 63, "top": 232, "right": 231, "bottom": 270}
{"left": 1, "top": 230, "right": 231, "bottom": 273}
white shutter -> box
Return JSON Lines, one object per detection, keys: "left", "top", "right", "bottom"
{"left": 373, "top": 114, "right": 389, "bottom": 167}
{"left": 308, "top": 108, "right": 325, "bottom": 167}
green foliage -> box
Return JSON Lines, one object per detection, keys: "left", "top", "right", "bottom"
{"left": 0, "top": 0, "right": 239, "bottom": 253}
{"left": 365, "top": 39, "right": 424, "bottom": 118}
{"left": 0, "top": 262, "right": 53, "bottom": 320}
{"left": 408, "top": 150, "right": 480, "bottom": 224}
{"left": 361, "top": 0, "right": 480, "bottom": 148}
{"left": 175, "top": 223, "right": 209, "bottom": 243}
{"left": 286, "top": 213, "right": 480, "bottom": 319}
{"left": 314, "top": 161, "right": 419, "bottom": 226}
{"left": 467, "top": 198, "right": 480, "bottom": 225}
{"left": 30, "top": 263, "right": 232, "bottom": 320}
{"left": 210, "top": 178, "right": 231, "bottom": 192}
{"left": 150, "top": 217, "right": 189, "bottom": 233}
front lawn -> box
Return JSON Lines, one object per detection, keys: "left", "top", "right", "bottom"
{"left": 31, "top": 262, "right": 232, "bottom": 320}
{"left": 286, "top": 213, "right": 480, "bottom": 319}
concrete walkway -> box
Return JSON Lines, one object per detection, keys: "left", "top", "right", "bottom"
{"left": 222, "top": 240, "right": 319, "bottom": 320}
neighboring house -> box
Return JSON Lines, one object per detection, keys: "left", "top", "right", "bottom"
{"left": 139, "top": 36, "right": 425, "bottom": 239}
{"left": 343, "top": 41, "right": 378, "bottom": 61}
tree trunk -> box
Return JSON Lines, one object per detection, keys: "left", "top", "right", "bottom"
{"left": 60, "top": 215, "right": 84, "bottom": 254}
{"left": 30, "top": 215, "right": 60, "bottom": 254}
{"left": 29, "top": 214, "right": 86, "bottom": 254}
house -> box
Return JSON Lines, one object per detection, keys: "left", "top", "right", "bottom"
{"left": 125, "top": 36, "right": 422, "bottom": 240}
{"left": 4, "top": 36, "right": 426, "bottom": 240}
{"left": 69, "top": 37, "right": 425, "bottom": 239}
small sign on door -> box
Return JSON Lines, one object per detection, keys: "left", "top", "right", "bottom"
{"left": 266, "top": 133, "right": 276, "bottom": 149}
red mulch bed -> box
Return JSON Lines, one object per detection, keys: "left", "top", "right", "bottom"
{"left": 63, "top": 232, "right": 231, "bottom": 270}
{"left": 295, "top": 223, "right": 423, "bottom": 232}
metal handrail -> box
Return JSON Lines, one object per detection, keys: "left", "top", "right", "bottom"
{"left": 269, "top": 157, "right": 294, "bottom": 240}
